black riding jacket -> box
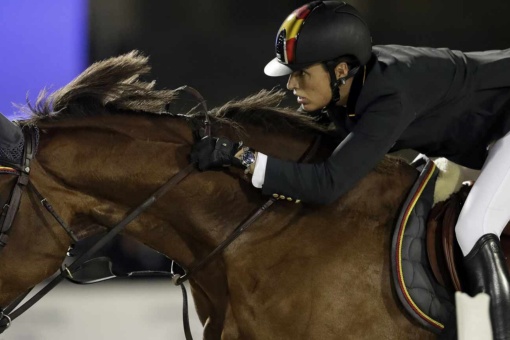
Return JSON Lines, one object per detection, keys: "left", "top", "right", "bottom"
{"left": 262, "top": 45, "right": 510, "bottom": 204}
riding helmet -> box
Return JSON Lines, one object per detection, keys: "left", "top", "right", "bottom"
{"left": 264, "top": 1, "right": 372, "bottom": 77}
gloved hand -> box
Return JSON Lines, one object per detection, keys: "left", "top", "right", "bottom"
{"left": 190, "top": 136, "right": 243, "bottom": 171}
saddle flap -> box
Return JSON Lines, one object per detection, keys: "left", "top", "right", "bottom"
{"left": 426, "top": 184, "right": 510, "bottom": 292}
{"left": 391, "top": 157, "right": 455, "bottom": 334}
{"left": 426, "top": 201, "right": 449, "bottom": 288}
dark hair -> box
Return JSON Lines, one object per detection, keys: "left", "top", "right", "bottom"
{"left": 324, "top": 54, "right": 360, "bottom": 72}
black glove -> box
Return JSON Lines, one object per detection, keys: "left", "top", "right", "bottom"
{"left": 190, "top": 136, "right": 243, "bottom": 171}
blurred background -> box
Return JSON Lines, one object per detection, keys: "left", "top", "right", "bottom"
{"left": 3, "top": 0, "right": 510, "bottom": 118}
{"left": 1, "top": 0, "right": 509, "bottom": 339}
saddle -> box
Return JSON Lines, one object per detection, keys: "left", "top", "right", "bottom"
{"left": 391, "top": 156, "right": 510, "bottom": 337}
{"left": 427, "top": 184, "right": 510, "bottom": 292}
{"left": 391, "top": 157, "right": 454, "bottom": 335}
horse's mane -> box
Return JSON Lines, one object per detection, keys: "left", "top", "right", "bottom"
{"left": 24, "top": 51, "right": 328, "bottom": 135}
{"left": 207, "top": 90, "right": 328, "bottom": 135}
{"left": 25, "top": 51, "right": 179, "bottom": 123}
{"left": 23, "top": 50, "right": 407, "bottom": 174}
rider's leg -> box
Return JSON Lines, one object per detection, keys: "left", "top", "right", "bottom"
{"left": 455, "top": 131, "right": 510, "bottom": 340}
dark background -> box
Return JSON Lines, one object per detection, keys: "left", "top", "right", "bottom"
{"left": 84, "top": 0, "right": 510, "bottom": 273}
{"left": 89, "top": 0, "right": 510, "bottom": 109}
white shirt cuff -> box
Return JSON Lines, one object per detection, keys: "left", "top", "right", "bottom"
{"left": 251, "top": 152, "right": 267, "bottom": 188}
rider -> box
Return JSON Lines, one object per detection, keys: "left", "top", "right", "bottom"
{"left": 191, "top": 1, "right": 510, "bottom": 338}
{"left": 0, "top": 113, "right": 24, "bottom": 167}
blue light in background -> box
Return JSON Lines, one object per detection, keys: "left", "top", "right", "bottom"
{"left": 0, "top": 0, "right": 88, "bottom": 119}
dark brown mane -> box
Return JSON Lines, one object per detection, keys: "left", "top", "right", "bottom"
{"left": 209, "top": 90, "right": 329, "bottom": 135}
{"left": 25, "top": 51, "right": 178, "bottom": 123}
{"left": 24, "top": 51, "right": 329, "bottom": 135}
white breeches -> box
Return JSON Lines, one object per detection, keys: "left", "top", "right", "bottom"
{"left": 456, "top": 131, "right": 510, "bottom": 255}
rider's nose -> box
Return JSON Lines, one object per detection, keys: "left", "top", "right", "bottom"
{"left": 287, "top": 73, "right": 299, "bottom": 91}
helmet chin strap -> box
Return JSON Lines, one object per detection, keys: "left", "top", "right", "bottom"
{"left": 326, "top": 65, "right": 360, "bottom": 106}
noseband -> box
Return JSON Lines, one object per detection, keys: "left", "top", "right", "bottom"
{"left": 0, "top": 86, "right": 321, "bottom": 340}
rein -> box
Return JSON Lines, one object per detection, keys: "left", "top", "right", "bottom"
{"left": 0, "top": 140, "right": 196, "bottom": 332}
{"left": 0, "top": 127, "right": 35, "bottom": 252}
{"left": 0, "top": 86, "right": 322, "bottom": 340}
{"left": 172, "top": 133, "right": 321, "bottom": 340}
{"left": 0, "top": 85, "right": 205, "bottom": 333}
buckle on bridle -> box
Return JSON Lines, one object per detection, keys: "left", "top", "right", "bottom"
{"left": 0, "top": 310, "right": 12, "bottom": 331}
{"left": 171, "top": 274, "right": 182, "bottom": 286}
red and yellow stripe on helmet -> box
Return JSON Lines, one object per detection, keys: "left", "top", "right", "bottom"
{"left": 276, "top": 4, "right": 314, "bottom": 64}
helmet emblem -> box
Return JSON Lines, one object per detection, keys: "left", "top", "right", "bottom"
{"left": 275, "top": 4, "right": 314, "bottom": 64}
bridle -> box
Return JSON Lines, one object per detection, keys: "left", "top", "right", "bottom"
{"left": 0, "top": 125, "right": 36, "bottom": 252}
{"left": 0, "top": 86, "right": 321, "bottom": 340}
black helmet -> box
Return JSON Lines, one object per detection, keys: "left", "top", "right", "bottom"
{"left": 264, "top": 1, "right": 372, "bottom": 77}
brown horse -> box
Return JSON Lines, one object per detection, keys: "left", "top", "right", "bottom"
{"left": 0, "top": 52, "right": 434, "bottom": 339}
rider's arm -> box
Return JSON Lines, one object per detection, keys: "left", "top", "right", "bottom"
{"left": 257, "top": 94, "right": 413, "bottom": 204}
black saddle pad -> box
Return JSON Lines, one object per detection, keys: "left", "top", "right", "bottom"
{"left": 391, "top": 157, "right": 455, "bottom": 335}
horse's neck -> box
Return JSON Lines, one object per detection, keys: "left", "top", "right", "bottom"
{"left": 34, "top": 115, "right": 193, "bottom": 257}
{"left": 34, "top": 114, "right": 415, "bottom": 265}
{"left": 34, "top": 115, "right": 317, "bottom": 264}
{"left": 27, "top": 114, "right": 420, "bottom": 337}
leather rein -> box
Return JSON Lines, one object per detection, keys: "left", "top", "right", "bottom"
{"left": 0, "top": 86, "right": 321, "bottom": 340}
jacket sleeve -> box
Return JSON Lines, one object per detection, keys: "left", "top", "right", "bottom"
{"left": 261, "top": 94, "right": 414, "bottom": 204}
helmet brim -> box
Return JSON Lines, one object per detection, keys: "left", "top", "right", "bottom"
{"left": 264, "top": 58, "right": 294, "bottom": 77}
{"left": 264, "top": 58, "right": 319, "bottom": 77}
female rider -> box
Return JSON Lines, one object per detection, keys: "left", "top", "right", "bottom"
{"left": 191, "top": 2, "right": 510, "bottom": 338}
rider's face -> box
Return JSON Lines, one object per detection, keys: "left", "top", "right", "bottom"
{"left": 286, "top": 63, "right": 332, "bottom": 112}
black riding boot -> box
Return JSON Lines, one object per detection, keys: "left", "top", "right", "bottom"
{"left": 464, "top": 233, "right": 510, "bottom": 340}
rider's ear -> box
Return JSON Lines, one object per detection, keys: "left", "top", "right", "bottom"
{"left": 334, "top": 62, "right": 349, "bottom": 81}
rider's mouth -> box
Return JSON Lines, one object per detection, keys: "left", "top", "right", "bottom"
{"left": 297, "top": 96, "right": 308, "bottom": 104}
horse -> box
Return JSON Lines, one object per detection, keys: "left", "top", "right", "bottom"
{"left": 0, "top": 51, "right": 436, "bottom": 339}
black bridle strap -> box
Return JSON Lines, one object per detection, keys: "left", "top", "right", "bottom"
{"left": 1, "top": 85, "right": 210, "bottom": 332}
{"left": 175, "top": 135, "right": 322, "bottom": 285}
{"left": 28, "top": 182, "right": 79, "bottom": 243}
{"left": 3, "top": 163, "right": 197, "bottom": 323}
{"left": 0, "top": 172, "right": 28, "bottom": 249}
{"left": 0, "top": 128, "right": 35, "bottom": 252}
{"left": 2, "top": 288, "right": 32, "bottom": 315}
{"left": 174, "top": 85, "right": 211, "bottom": 137}
{"left": 173, "top": 135, "right": 323, "bottom": 340}
{"left": 174, "top": 197, "right": 276, "bottom": 285}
